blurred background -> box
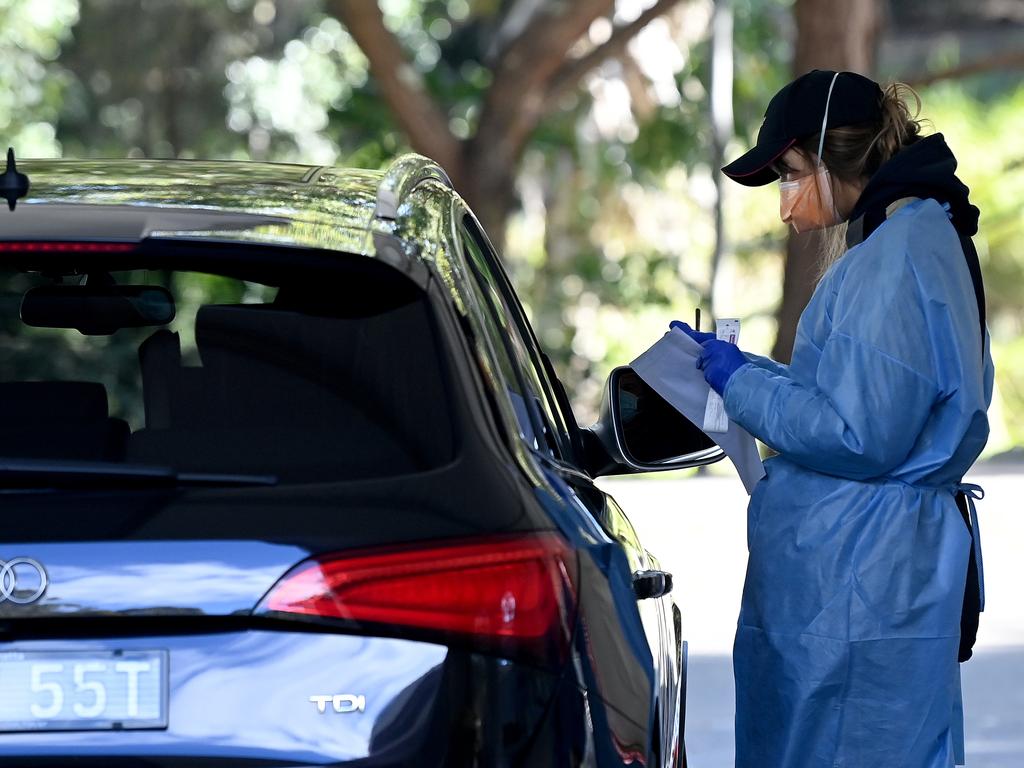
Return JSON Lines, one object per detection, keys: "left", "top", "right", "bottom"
{"left": 2, "top": 0, "right": 1021, "bottom": 765}
{"left": 2, "top": 0, "right": 1023, "bottom": 445}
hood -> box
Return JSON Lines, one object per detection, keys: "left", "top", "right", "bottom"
{"left": 848, "top": 133, "right": 980, "bottom": 242}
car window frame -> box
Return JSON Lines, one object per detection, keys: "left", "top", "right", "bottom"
{"left": 457, "top": 211, "right": 581, "bottom": 463}
{"left": 456, "top": 221, "right": 558, "bottom": 458}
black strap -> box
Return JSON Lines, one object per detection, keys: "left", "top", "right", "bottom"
{"left": 955, "top": 232, "right": 986, "bottom": 664}
{"left": 958, "top": 233, "right": 986, "bottom": 349}
{"left": 955, "top": 489, "right": 981, "bottom": 662}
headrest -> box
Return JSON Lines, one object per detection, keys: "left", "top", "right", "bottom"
{"left": 194, "top": 305, "right": 308, "bottom": 364}
{"left": 196, "top": 304, "right": 295, "bottom": 335}
{"left": 0, "top": 381, "right": 109, "bottom": 429}
{"left": 196, "top": 301, "right": 379, "bottom": 367}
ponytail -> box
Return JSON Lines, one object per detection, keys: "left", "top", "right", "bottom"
{"left": 862, "top": 82, "right": 924, "bottom": 170}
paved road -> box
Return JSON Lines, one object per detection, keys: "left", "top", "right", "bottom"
{"left": 599, "top": 465, "right": 1024, "bottom": 768}
{"left": 683, "top": 650, "right": 1024, "bottom": 768}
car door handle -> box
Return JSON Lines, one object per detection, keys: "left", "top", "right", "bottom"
{"left": 632, "top": 569, "right": 673, "bottom": 600}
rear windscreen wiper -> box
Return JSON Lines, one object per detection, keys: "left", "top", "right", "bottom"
{"left": 0, "top": 459, "right": 278, "bottom": 489}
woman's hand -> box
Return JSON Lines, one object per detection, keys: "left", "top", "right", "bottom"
{"left": 697, "top": 339, "right": 748, "bottom": 395}
{"left": 669, "top": 320, "right": 715, "bottom": 344}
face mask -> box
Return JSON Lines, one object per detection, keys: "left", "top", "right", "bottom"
{"left": 779, "top": 72, "right": 842, "bottom": 233}
{"left": 780, "top": 165, "right": 839, "bottom": 233}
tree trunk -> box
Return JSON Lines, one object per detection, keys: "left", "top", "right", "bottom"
{"left": 771, "top": 0, "right": 881, "bottom": 362}
{"left": 708, "top": 0, "right": 734, "bottom": 320}
{"left": 329, "top": 0, "right": 686, "bottom": 257}
{"left": 462, "top": 150, "right": 517, "bottom": 252}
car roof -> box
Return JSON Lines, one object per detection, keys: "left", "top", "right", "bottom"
{"left": 9, "top": 158, "right": 416, "bottom": 257}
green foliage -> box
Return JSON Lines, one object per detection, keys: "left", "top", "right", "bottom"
{"left": 56, "top": 0, "right": 298, "bottom": 160}
{"left": 994, "top": 336, "right": 1024, "bottom": 447}
{"left": 922, "top": 81, "right": 1024, "bottom": 446}
{"left": 730, "top": 0, "right": 792, "bottom": 139}
{"left": 0, "top": 0, "right": 79, "bottom": 154}
{"left": 0, "top": 0, "right": 1019, "bottom": 445}
{"left": 923, "top": 84, "right": 1024, "bottom": 321}
{"left": 0, "top": 0, "right": 793, "bottom": 425}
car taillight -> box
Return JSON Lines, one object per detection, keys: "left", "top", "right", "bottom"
{"left": 257, "top": 533, "right": 577, "bottom": 660}
{"left": 0, "top": 241, "right": 136, "bottom": 252}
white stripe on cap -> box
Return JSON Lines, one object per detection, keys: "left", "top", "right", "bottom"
{"left": 816, "top": 72, "right": 841, "bottom": 166}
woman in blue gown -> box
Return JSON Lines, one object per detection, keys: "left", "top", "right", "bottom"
{"left": 680, "top": 70, "right": 992, "bottom": 767}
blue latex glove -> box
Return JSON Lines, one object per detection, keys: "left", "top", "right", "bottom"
{"left": 697, "top": 339, "right": 748, "bottom": 395}
{"left": 669, "top": 320, "right": 715, "bottom": 344}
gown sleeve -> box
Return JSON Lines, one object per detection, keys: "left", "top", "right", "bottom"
{"left": 743, "top": 352, "right": 790, "bottom": 378}
{"left": 723, "top": 244, "right": 941, "bottom": 481}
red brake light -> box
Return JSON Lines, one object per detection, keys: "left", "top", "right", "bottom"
{"left": 0, "top": 241, "right": 136, "bottom": 252}
{"left": 258, "top": 534, "right": 577, "bottom": 657}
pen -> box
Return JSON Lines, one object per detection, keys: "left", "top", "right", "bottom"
{"left": 695, "top": 307, "right": 701, "bottom": 333}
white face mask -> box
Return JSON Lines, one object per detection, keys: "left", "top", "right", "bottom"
{"left": 779, "top": 72, "right": 842, "bottom": 233}
{"left": 780, "top": 165, "right": 840, "bottom": 233}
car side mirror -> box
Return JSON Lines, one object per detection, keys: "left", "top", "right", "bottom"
{"left": 583, "top": 366, "right": 724, "bottom": 477}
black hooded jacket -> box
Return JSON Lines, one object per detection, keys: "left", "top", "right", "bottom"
{"left": 846, "top": 132, "right": 979, "bottom": 241}
{"left": 845, "top": 132, "right": 985, "bottom": 343}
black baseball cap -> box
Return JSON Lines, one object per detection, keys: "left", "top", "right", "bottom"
{"left": 722, "top": 69, "right": 884, "bottom": 187}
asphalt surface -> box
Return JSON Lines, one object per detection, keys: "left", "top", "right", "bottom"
{"left": 599, "top": 464, "right": 1024, "bottom": 768}
{"left": 681, "top": 649, "right": 1024, "bottom": 767}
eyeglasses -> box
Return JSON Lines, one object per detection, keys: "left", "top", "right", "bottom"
{"left": 773, "top": 163, "right": 815, "bottom": 183}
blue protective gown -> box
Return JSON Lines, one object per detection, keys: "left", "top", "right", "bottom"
{"left": 722, "top": 198, "right": 993, "bottom": 767}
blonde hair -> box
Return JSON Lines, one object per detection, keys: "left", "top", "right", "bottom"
{"left": 818, "top": 223, "right": 849, "bottom": 278}
{"left": 798, "top": 82, "right": 927, "bottom": 276}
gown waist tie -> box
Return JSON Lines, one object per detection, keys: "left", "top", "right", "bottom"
{"left": 955, "top": 481, "right": 986, "bottom": 612}
{"left": 951, "top": 481, "right": 984, "bottom": 767}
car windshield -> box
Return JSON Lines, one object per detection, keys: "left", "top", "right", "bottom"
{"left": 0, "top": 256, "right": 455, "bottom": 486}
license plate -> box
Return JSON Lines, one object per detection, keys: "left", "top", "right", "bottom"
{"left": 0, "top": 650, "right": 167, "bottom": 732}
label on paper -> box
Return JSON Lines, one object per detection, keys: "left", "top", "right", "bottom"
{"left": 702, "top": 318, "right": 740, "bottom": 434}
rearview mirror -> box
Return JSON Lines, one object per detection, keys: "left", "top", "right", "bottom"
{"left": 21, "top": 284, "right": 175, "bottom": 335}
{"left": 584, "top": 366, "right": 723, "bottom": 476}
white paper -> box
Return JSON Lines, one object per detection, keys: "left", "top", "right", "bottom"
{"left": 630, "top": 328, "right": 766, "bottom": 494}
{"left": 702, "top": 391, "right": 729, "bottom": 434}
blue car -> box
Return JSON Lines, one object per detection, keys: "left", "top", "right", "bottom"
{"left": 0, "top": 152, "right": 722, "bottom": 767}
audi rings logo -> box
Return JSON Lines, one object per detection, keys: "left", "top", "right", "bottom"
{"left": 0, "top": 558, "right": 49, "bottom": 605}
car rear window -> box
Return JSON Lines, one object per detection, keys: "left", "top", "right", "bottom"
{"left": 0, "top": 258, "right": 455, "bottom": 484}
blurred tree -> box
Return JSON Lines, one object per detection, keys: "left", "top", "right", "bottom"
{"left": 329, "top": 0, "right": 686, "bottom": 246}
{"left": 0, "top": 0, "right": 79, "bottom": 155}
{"left": 2, "top": 0, "right": 1020, "bottom": 441}
{"left": 11, "top": 0, "right": 797, "bottom": 421}
{"left": 707, "top": 0, "right": 733, "bottom": 319}
{"left": 55, "top": 0, "right": 310, "bottom": 159}
{"left": 921, "top": 82, "right": 1024, "bottom": 448}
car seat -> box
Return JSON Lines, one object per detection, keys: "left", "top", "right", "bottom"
{"left": 131, "top": 299, "right": 453, "bottom": 481}
{"left": 0, "top": 381, "right": 129, "bottom": 461}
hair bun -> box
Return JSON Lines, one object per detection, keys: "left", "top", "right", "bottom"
{"left": 875, "top": 82, "right": 923, "bottom": 162}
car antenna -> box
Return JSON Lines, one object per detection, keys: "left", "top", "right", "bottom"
{"left": 0, "top": 148, "right": 30, "bottom": 211}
